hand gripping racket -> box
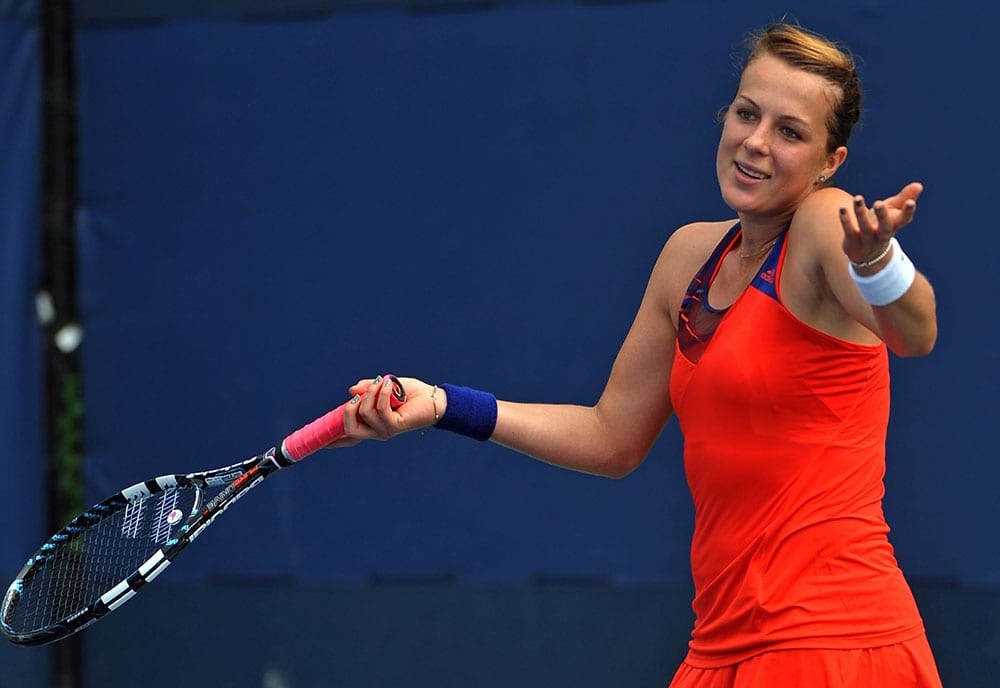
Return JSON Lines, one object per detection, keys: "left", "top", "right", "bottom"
{"left": 1, "top": 376, "right": 405, "bottom": 646}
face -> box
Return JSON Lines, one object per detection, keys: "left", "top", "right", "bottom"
{"left": 716, "top": 53, "right": 847, "bottom": 224}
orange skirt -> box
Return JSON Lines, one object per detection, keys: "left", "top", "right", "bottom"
{"left": 669, "top": 635, "right": 942, "bottom": 688}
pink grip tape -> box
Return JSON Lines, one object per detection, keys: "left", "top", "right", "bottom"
{"left": 281, "top": 375, "right": 406, "bottom": 462}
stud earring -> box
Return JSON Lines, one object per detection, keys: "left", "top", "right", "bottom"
{"left": 818, "top": 175, "right": 828, "bottom": 183}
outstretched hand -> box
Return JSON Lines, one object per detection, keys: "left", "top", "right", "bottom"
{"left": 840, "top": 182, "right": 923, "bottom": 268}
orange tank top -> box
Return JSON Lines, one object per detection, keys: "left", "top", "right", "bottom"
{"left": 669, "top": 223, "right": 925, "bottom": 667}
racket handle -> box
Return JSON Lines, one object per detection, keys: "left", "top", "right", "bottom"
{"left": 280, "top": 375, "right": 406, "bottom": 462}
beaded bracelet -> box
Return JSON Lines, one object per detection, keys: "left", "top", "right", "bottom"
{"left": 434, "top": 384, "right": 497, "bottom": 441}
{"left": 848, "top": 239, "right": 894, "bottom": 269}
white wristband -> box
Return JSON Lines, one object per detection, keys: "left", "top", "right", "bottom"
{"left": 848, "top": 237, "right": 916, "bottom": 306}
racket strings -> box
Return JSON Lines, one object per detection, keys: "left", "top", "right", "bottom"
{"left": 5, "top": 487, "right": 198, "bottom": 634}
{"left": 151, "top": 490, "right": 181, "bottom": 546}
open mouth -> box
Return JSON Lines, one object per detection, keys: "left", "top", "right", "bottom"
{"left": 735, "top": 161, "right": 770, "bottom": 180}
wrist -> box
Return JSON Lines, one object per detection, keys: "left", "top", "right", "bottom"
{"left": 848, "top": 240, "right": 894, "bottom": 276}
{"left": 429, "top": 385, "right": 443, "bottom": 424}
{"left": 434, "top": 384, "right": 497, "bottom": 441}
{"left": 849, "top": 237, "right": 916, "bottom": 306}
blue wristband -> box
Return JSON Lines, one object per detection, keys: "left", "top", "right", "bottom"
{"left": 436, "top": 384, "right": 497, "bottom": 441}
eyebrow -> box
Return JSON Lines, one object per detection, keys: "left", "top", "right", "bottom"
{"left": 735, "top": 95, "right": 813, "bottom": 130}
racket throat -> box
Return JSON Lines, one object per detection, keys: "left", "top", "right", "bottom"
{"left": 275, "top": 442, "right": 300, "bottom": 466}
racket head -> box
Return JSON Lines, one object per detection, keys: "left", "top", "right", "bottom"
{"left": 2, "top": 449, "right": 282, "bottom": 646}
{"left": 1, "top": 475, "right": 202, "bottom": 646}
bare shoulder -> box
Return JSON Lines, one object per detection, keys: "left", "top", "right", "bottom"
{"left": 661, "top": 219, "right": 734, "bottom": 263}
{"left": 652, "top": 219, "right": 735, "bottom": 315}
{"left": 657, "top": 220, "right": 734, "bottom": 277}
{"left": 789, "top": 187, "right": 852, "bottom": 247}
{"left": 784, "top": 188, "right": 852, "bottom": 290}
{"left": 783, "top": 187, "right": 881, "bottom": 344}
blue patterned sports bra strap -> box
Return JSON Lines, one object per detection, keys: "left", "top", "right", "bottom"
{"left": 677, "top": 223, "right": 788, "bottom": 363}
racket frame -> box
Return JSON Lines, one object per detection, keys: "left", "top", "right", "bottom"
{"left": 1, "top": 448, "right": 292, "bottom": 646}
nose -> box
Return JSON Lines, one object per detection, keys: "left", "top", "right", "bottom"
{"left": 743, "top": 124, "right": 770, "bottom": 156}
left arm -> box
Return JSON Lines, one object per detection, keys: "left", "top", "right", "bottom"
{"left": 807, "top": 182, "right": 937, "bottom": 356}
{"left": 839, "top": 182, "right": 937, "bottom": 356}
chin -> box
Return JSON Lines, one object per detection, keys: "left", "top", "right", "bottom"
{"left": 718, "top": 184, "right": 758, "bottom": 214}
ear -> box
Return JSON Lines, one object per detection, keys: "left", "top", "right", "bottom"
{"left": 821, "top": 145, "right": 848, "bottom": 181}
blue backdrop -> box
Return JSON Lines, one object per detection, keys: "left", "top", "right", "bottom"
{"left": 0, "top": 10, "right": 49, "bottom": 688}
{"left": 71, "top": 0, "right": 996, "bottom": 586}
{"left": 2, "top": 1, "right": 998, "bottom": 686}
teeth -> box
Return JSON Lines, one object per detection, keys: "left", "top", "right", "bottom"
{"left": 737, "top": 162, "right": 768, "bottom": 180}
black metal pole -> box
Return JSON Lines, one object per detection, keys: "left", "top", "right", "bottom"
{"left": 39, "top": 1, "right": 84, "bottom": 687}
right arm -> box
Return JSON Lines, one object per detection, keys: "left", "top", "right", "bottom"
{"left": 488, "top": 261, "right": 678, "bottom": 478}
{"left": 342, "top": 227, "right": 704, "bottom": 478}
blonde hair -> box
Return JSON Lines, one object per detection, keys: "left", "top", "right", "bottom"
{"left": 743, "top": 23, "right": 862, "bottom": 152}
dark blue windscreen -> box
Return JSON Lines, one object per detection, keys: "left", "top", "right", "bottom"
{"left": 0, "top": 16, "right": 43, "bottom": 585}
{"left": 71, "top": 1, "right": 999, "bottom": 586}
{"left": 0, "top": 14, "right": 50, "bottom": 688}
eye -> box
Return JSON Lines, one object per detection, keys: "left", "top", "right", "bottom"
{"left": 735, "top": 108, "right": 756, "bottom": 122}
{"left": 780, "top": 126, "right": 802, "bottom": 140}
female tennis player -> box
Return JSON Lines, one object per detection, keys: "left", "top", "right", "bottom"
{"left": 337, "top": 23, "right": 942, "bottom": 687}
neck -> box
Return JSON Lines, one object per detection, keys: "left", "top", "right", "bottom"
{"left": 738, "top": 235, "right": 779, "bottom": 259}
{"left": 736, "top": 214, "right": 790, "bottom": 259}
{"left": 736, "top": 210, "right": 793, "bottom": 238}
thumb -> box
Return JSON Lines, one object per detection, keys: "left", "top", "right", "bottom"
{"left": 888, "top": 181, "right": 923, "bottom": 207}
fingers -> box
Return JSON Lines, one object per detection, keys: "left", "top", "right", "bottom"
{"left": 842, "top": 184, "right": 920, "bottom": 240}
{"left": 877, "top": 181, "right": 922, "bottom": 228}
{"left": 350, "top": 375, "right": 395, "bottom": 440}
{"left": 840, "top": 195, "right": 880, "bottom": 241}
{"left": 853, "top": 195, "right": 873, "bottom": 235}
{"left": 889, "top": 181, "right": 923, "bottom": 206}
{"left": 340, "top": 389, "right": 365, "bottom": 438}
{"left": 333, "top": 376, "right": 393, "bottom": 445}
{"left": 872, "top": 200, "right": 898, "bottom": 239}
{"left": 342, "top": 375, "right": 440, "bottom": 442}
{"left": 840, "top": 195, "right": 891, "bottom": 267}
{"left": 348, "top": 374, "right": 419, "bottom": 438}
{"left": 888, "top": 196, "right": 918, "bottom": 229}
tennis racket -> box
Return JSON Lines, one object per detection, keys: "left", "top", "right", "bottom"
{"left": 1, "top": 376, "right": 405, "bottom": 646}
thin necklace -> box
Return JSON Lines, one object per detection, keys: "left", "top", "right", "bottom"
{"left": 738, "top": 236, "right": 779, "bottom": 259}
